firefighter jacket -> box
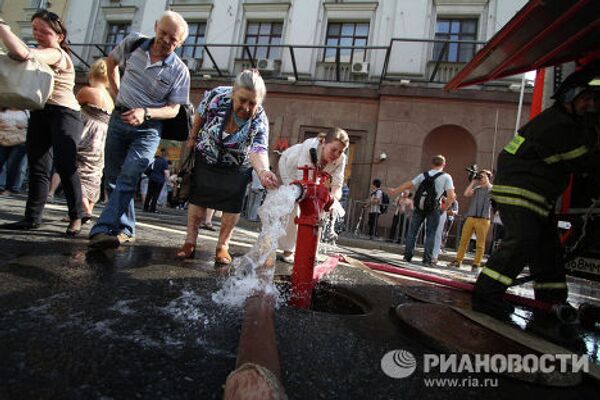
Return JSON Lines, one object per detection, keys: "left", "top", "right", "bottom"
{"left": 492, "top": 103, "right": 600, "bottom": 218}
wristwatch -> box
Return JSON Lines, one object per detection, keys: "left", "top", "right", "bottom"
{"left": 144, "top": 108, "right": 152, "bottom": 121}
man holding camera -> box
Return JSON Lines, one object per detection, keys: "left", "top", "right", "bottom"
{"left": 472, "top": 66, "right": 599, "bottom": 319}
{"left": 448, "top": 169, "right": 493, "bottom": 269}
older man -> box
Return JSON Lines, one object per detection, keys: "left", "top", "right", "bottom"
{"left": 89, "top": 11, "right": 190, "bottom": 248}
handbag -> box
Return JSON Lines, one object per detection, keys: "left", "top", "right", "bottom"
{"left": 161, "top": 103, "right": 194, "bottom": 141}
{"left": 0, "top": 52, "right": 54, "bottom": 110}
{"left": 174, "top": 151, "right": 195, "bottom": 203}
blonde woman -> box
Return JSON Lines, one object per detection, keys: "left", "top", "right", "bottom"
{"left": 75, "top": 59, "right": 115, "bottom": 223}
{"left": 277, "top": 128, "right": 349, "bottom": 263}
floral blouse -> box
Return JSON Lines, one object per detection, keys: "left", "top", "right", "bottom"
{"left": 194, "top": 86, "right": 269, "bottom": 168}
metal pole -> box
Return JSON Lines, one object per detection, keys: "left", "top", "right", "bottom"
{"left": 514, "top": 74, "right": 526, "bottom": 135}
{"left": 491, "top": 108, "right": 499, "bottom": 169}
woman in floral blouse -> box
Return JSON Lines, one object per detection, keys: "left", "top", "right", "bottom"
{"left": 177, "top": 70, "right": 279, "bottom": 263}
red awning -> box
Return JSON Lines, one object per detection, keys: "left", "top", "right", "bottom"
{"left": 445, "top": 0, "right": 600, "bottom": 91}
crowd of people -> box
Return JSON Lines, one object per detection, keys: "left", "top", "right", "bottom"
{"left": 1, "top": 8, "right": 598, "bottom": 320}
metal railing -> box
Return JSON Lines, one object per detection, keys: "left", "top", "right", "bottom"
{"left": 67, "top": 37, "right": 490, "bottom": 85}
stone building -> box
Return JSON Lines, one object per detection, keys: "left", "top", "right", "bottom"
{"left": 11, "top": 0, "right": 534, "bottom": 232}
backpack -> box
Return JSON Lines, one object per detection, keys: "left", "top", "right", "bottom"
{"left": 414, "top": 171, "right": 444, "bottom": 213}
{"left": 380, "top": 191, "right": 390, "bottom": 214}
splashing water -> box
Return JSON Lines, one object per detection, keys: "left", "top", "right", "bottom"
{"left": 212, "top": 185, "right": 301, "bottom": 308}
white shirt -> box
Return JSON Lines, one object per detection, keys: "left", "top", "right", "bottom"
{"left": 278, "top": 138, "right": 346, "bottom": 190}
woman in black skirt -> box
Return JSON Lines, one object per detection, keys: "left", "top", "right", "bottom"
{"left": 177, "top": 70, "right": 279, "bottom": 263}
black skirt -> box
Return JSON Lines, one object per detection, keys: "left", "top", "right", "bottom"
{"left": 189, "top": 155, "right": 252, "bottom": 213}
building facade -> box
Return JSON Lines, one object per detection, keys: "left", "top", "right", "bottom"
{"left": 8, "top": 0, "right": 534, "bottom": 233}
{"left": 0, "top": 0, "right": 70, "bottom": 39}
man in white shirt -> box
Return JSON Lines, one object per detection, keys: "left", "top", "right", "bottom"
{"left": 389, "top": 155, "right": 455, "bottom": 267}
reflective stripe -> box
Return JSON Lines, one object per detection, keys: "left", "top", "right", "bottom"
{"left": 481, "top": 267, "right": 513, "bottom": 286}
{"left": 504, "top": 134, "right": 525, "bottom": 154}
{"left": 533, "top": 282, "right": 568, "bottom": 290}
{"left": 543, "top": 145, "right": 588, "bottom": 164}
{"left": 492, "top": 185, "right": 550, "bottom": 207}
{"left": 491, "top": 194, "right": 550, "bottom": 217}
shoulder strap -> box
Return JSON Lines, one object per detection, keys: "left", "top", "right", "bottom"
{"left": 126, "top": 37, "right": 147, "bottom": 61}
{"left": 432, "top": 171, "right": 444, "bottom": 180}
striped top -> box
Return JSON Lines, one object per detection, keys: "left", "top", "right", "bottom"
{"left": 110, "top": 33, "right": 190, "bottom": 109}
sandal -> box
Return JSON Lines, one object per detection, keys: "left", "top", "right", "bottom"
{"left": 215, "top": 247, "right": 232, "bottom": 265}
{"left": 200, "top": 223, "right": 216, "bottom": 231}
{"left": 176, "top": 242, "right": 196, "bottom": 259}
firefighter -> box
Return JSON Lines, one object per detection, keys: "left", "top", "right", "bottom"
{"left": 472, "top": 66, "right": 600, "bottom": 319}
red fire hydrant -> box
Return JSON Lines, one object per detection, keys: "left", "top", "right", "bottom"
{"left": 289, "top": 165, "right": 334, "bottom": 309}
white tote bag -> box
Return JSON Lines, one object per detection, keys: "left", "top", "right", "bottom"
{"left": 0, "top": 52, "right": 54, "bottom": 110}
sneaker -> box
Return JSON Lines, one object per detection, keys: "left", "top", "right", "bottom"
{"left": 116, "top": 233, "right": 135, "bottom": 245}
{"left": 447, "top": 260, "right": 461, "bottom": 268}
{"left": 403, "top": 256, "right": 412, "bottom": 263}
{"left": 422, "top": 262, "right": 435, "bottom": 268}
{"left": 88, "top": 233, "right": 120, "bottom": 249}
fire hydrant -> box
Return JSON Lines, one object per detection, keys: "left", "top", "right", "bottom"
{"left": 289, "top": 164, "right": 334, "bottom": 309}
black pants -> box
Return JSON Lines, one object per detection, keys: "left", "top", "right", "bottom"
{"left": 368, "top": 212, "right": 379, "bottom": 237}
{"left": 144, "top": 180, "right": 164, "bottom": 212}
{"left": 389, "top": 213, "right": 407, "bottom": 241}
{"left": 25, "top": 105, "right": 83, "bottom": 223}
{"left": 473, "top": 204, "right": 567, "bottom": 305}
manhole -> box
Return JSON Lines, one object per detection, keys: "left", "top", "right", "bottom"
{"left": 275, "top": 276, "right": 371, "bottom": 315}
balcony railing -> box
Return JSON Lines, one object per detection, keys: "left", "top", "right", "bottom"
{"left": 66, "top": 37, "right": 505, "bottom": 86}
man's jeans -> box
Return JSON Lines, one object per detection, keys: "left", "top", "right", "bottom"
{"left": 403, "top": 209, "right": 441, "bottom": 263}
{"left": 90, "top": 113, "right": 161, "bottom": 238}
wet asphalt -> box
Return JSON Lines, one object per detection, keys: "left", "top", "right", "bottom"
{"left": 1, "top": 194, "right": 599, "bottom": 399}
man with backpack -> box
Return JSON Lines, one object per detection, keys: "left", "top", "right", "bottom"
{"left": 88, "top": 11, "right": 190, "bottom": 249}
{"left": 389, "top": 155, "right": 455, "bottom": 267}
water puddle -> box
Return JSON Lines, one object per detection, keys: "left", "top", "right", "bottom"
{"left": 212, "top": 185, "right": 300, "bottom": 308}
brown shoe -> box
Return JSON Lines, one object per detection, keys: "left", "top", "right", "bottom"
{"left": 447, "top": 260, "right": 461, "bottom": 268}
{"left": 116, "top": 233, "right": 135, "bottom": 245}
{"left": 215, "top": 247, "right": 232, "bottom": 265}
{"left": 176, "top": 242, "right": 196, "bottom": 259}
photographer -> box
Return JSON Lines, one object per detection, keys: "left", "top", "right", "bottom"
{"left": 448, "top": 169, "right": 493, "bottom": 269}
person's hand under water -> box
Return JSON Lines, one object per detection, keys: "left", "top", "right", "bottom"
{"left": 258, "top": 170, "right": 280, "bottom": 190}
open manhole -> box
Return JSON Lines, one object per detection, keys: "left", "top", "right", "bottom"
{"left": 275, "top": 276, "right": 371, "bottom": 315}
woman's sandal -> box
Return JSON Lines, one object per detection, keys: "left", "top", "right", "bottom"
{"left": 176, "top": 242, "right": 196, "bottom": 259}
{"left": 199, "top": 223, "right": 216, "bottom": 231}
{"left": 65, "top": 219, "right": 82, "bottom": 237}
{"left": 215, "top": 247, "right": 232, "bottom": 265}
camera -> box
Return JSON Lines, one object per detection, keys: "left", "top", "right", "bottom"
{"left": 465, "top": 164, "right": 482, "bottom": 181}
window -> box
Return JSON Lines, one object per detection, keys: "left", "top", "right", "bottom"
{"left": 105, "top": 22, "right": 130, "bottom": 54}
{"left": 243, "top": 21, "right": 283, "bottom": 60}
{"left": 176, "top": 22, "right": 206, "bottom": 59}
{"left": 323, "top": 22, "right": 369, "bottom": 63}
{"left": 433, "top": 18, "right": 477, "bottom": 63}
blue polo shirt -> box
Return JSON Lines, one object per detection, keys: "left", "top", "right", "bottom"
{"left": 110, "top": 32, "right": 190, "bottom": 109}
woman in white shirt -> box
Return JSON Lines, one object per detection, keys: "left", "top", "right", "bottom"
{"left": 277, "top": 128, "right": 349, "bottom": 263}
